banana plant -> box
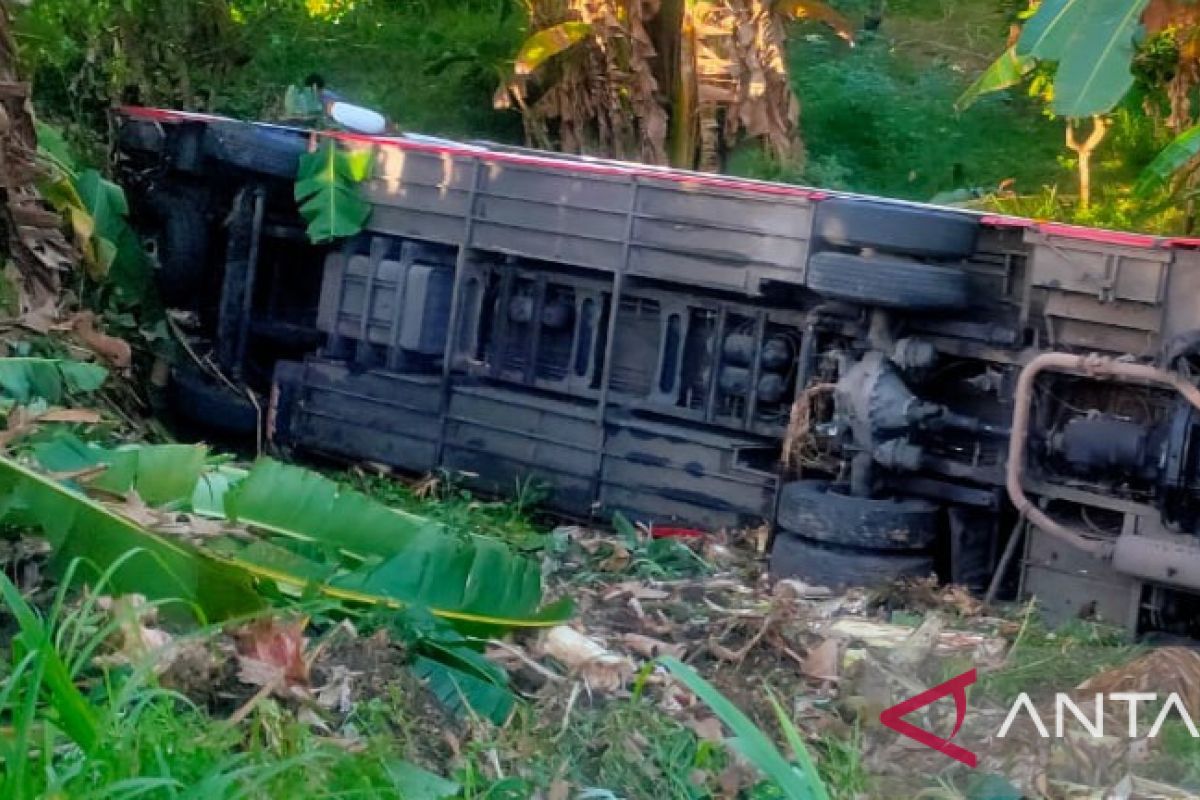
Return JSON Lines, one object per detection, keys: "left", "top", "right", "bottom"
{"left": 955, "top": 0, "right": 1200, "bottom": 208}
{"left": 1136, "top": 123, "right": 1200, "bottom": 198}
{"left": 2, "top": 443, "right": 571, "bottom": 629}
{"left": 505, "top": 0, "right": 854, "bottom": 170}
{"left": 0, "top": 358, "right": 106, "bottom": 405}
{"left": 295, "top": 138, "right": 374, "bottom": 244}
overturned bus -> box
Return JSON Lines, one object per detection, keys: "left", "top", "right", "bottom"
{"left": 115, "top": 107, "right": 1200, "bottom": 634}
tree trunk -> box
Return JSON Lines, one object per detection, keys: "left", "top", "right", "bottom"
{"left": 0, "top": 0, "right": 73, "bottom": 313}
{"left": 1066, "top": 116, "right": 1108, "bottom": 211}
{"left": 666, "top": 0, "right": 698, "bottom": 169}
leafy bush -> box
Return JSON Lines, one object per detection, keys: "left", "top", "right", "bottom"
{"left": 775, "top": 36, "right": 1064, "bottom": 200}
{"left": 17, "top": 0, "right": 526, "bottom": 141}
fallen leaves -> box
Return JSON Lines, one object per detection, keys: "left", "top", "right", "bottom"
{"left": 70, "top": 310, "right": 132, "bottom": 370}
{"left": 1077, "top": 647, "right": 1200, "bottom": 713}
{"left": 235, "top": 616, "right": 312, "bottom": 691}
{"left": 620, "top": 632, "right": 684, "bottom": 660}
{"left": 0, "top": 405, "right": 102, "bottom": 450}
{"left": 94, "top": 594, "right": 174, "bottom": 670}
{"left": 800, "top": 637, "right": 841, "bottom": 683}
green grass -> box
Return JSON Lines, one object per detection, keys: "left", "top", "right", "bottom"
{"left": 0, "top": 549, "right": 844, "bottom": 799}
{"left": 0, "top": 561, "right": 463, "bottom": 799}
{"left": 761, "top": 33, "right": 1064, "bottom": 202}
{"left": 814, "top": 728, "right": 872, "bottom": 800}
{"left": 349, "top": 472, "right": 714, "bottom": 583}
{"left": 1150, "top": 720, "right": 1200, "bottom": 789}
{"left": 349, "top": 469, "right": 549, "bottom": 553}
{"left": 976, "top": 615, "right": 1140, "bottom": 706}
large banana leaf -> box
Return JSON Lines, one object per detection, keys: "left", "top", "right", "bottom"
{"left": 955, "top": 47, "right": 1035, "bottom": 111}
{"left": 514, "top": 21, "right": 591, "bottom": 75}
{"left": 1017, "top": 0, "right": 1149, "bottom": 117}
{"left": 0, "top": 455, "right": 264, "bottom": 622}
{"left": 13, "top": 447, "right": 571, "bottom": 629}
{"left": 1135, "top": 122, "right": 1200, "bottom": 198}
{"left": 30, "top": 436, "right": 207, "bottom": 507}
{"left": 93, "top": 444, "right": 209, "bottom": 506}
{"left": 295, "top": 139, "right": 373, "bottom": 244}
{"left": 223, "top": 458, "right": 444, "bottom": 558}
{"left": 222, "top": 460, "right": 572, "bottom": 627}
{"left": 0, "top": 358, "right": 106, "bottom": 405}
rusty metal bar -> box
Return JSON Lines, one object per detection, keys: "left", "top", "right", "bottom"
{"left": 1006, "top": 352, "right": 1200, "bottom": 560}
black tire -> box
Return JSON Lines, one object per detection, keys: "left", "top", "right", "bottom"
{"left": 776, "top": 480, "right": 940, "bottom": 551}
{"left": 769, "top": 533, "right": 935, "bottom": 590}
{"left": 813, "top": 197, "right": 979, "bottom": 259}
{"left": 202, "top": 120, "right": 307, "bottom": 178}
{"left": 155, "top": 200, "right": 209, "bottom": 307}
{"left": 806, "top": 251, "right": 970, "bottom": 311}
{"left": 170, "top": 365, "right": 259, "bottom": 437}
{"left": 143, "top": 184, "right": 211, "bottom": 307}
{"left": 117, "top": 119, "right": 165, "bottom": 154}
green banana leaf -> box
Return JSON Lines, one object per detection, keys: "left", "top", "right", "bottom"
{"left": 14, "top": 447, "right": 571, "bottom": 629}
{"left": 384, "top": 761, "right": 460, "bottom": 800}
{"left": 222, "top": 459, "right": 572, "bottom": 627}
{"left": 223, "top": 458, "right": 443, "bottom": 558}
{"left": 955, "top": 47, "right": 1035, "bottom": 111}
{"left": 412, "top": 655, "right": 514, "bottom": 726}
{"left": 1135, "top": 122, "right": 1200, "bottom": 199}
{"left": 514, "top": 21, "right": 591, "bottom": 75}
{"left": 0, "top": 358, "right": 106, "bottom": 405}
{"left": 93, "top": 444, "right": 209, "bottom": 506}
{"left": 1016, "top": 0, "right": 1149, "bottom": 117}
{"left": 295, "top": 139, "right": 373, "bottom": 244}
{"left": 31, "top": 436, "right": 207, "bottom": 507}
{"left": 0, "top": 455, "right": 265, "bottom": 622}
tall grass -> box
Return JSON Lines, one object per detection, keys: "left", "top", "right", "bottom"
{"left": 0, "top": 554, "right": 454, "bottom": 799}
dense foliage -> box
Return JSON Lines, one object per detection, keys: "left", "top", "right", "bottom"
{"left": 16, "top": 0, "right": 526, "bottom": 142}
{"left": 13, "top": 0, "right": 1200, "bottom": 228}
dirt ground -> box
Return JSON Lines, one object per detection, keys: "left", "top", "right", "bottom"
{"left": 74, "top": 520, "right": 1200, "bottom": 799}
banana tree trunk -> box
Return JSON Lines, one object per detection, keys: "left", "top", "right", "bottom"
{"left": 666, "top": 0, "right": 699, "bottom": 169}
{"left": 0, "top": 0, "right": 70, "bottom": 306}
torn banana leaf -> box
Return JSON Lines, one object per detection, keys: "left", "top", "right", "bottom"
{"left": 31, "top": 436, "right": 208, "bottom": 507}
{"left": 412, "top": 655, "right": 514, "bottom": 726}
{"left": 220, "top": 459, "right": 573, "bottom": 627}
{"left": 11, "top": 450, "right": 571, "bottom": 628}
{"left": 0, "top": 358, "right": 106, "bottom": 405}
{"left": 0, "top": 455, "right": 264, "bottom": 622}
{"left": 223, "top": 458, "right": 445, "bottom": 559}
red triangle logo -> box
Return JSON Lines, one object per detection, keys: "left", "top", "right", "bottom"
{"left": 879, "top": 668, "right": 978, "bottom": 767}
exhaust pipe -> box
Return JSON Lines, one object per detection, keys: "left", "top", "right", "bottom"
{"left": 1112, "top": 533, "right": 1200, "bottom": 591}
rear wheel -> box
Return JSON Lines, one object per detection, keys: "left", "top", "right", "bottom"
{"left": 170, "top": 364, "right": 258, "bottom": 437}
{"left": 769, "top": 533, "right": 935, "bottom": 590}
{"left": 203, "top": 120, "right": 307, "bottom": 178}
{"left": 776, "top": 480, "right": 940, "bottom": 551}
{"left": 806, "top": 251, "right": 970, "bottom": 312}
{"left": 812, "top": 198, "right": 979, "bottom": 259}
